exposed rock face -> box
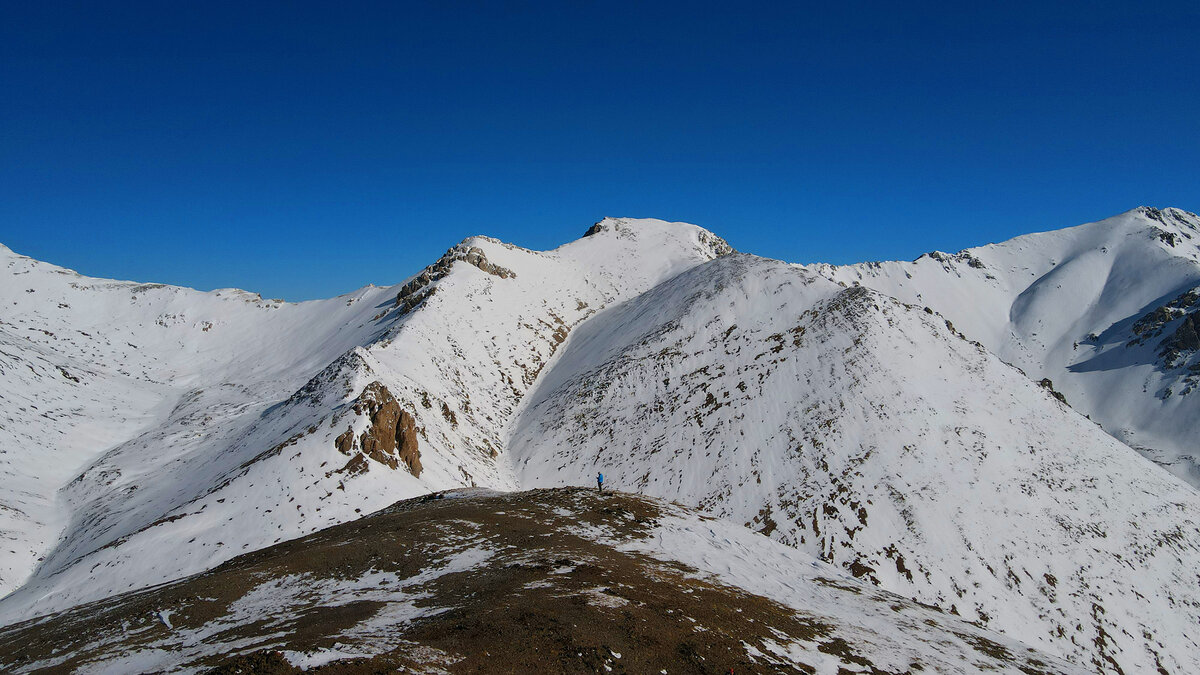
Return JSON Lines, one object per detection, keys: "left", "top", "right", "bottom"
{"left": 394, "top": 244, "right": 516, "bottom": 310}
{"left": 458, "top": 246, "right": 515, "bottom": 279}
{"left": 1164, "top": 313, "right": 1200, "bottom": 359}
{"left": 337, "top": 381, "right": 422, "bottom": 477}
{"left": 1157, "top": 229, "right": 1180, "bottom": 247}
{"left": 395, "top": 417, "right": 421, "bottom": 477}
{"left": 1131, "top": 306, "right": 1177, "bottom": 341}
{"left": 921, "top": 250, "right": 986, "bottom": 269}
{"left": 1131, "top": 289, "right": 1199, "bottom": 341}
{"left": 1129, "top": 287, "right": 1200, "bottom": 370}
{"left": 1139, "top": 205, "right": 1200, "bottom": 231}
{"left": 1037, "top": 378, "right": 1069, "bottom": 405}
{"left": 394, "top": 285, "right": 436, "bottom": 316}
{"left": 440, "top": 401, "right": 457, "bottom": 426}
{"left": 697, "top": 230, "right": 735, "bottom": 257}
{"left": 334, "top": 427, "right": 355, "bottom": 456}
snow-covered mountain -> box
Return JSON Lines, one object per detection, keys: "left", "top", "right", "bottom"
{"left": 0, "top": 210, "right": 1198, "bottom": 674}
{"left": 810, "top": 207, "right": 1200, "bottom": 487}
{"left": 0, "top": 242, "right": 396, "bottom": 600}
{"left": 510, "top": 246, "right": 1200, "bottom": 673}
{"left": 0, "top": 222, "right": 730, "bottom": 617}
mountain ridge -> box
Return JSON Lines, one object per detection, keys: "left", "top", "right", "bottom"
{"left": 2, "top": 210, "right": 1199, "bottom": 674}
{"left": 808, "top": 206, "right": 1200, "bottom": 486}
{"left": 0, "top": 217, "right": 732, "bottom": 619}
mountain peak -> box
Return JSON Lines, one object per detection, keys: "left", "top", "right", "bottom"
{"left": 582, "top": 216, "right": 666, "bottom": 237}
{"left": 574, "top": 217, "right": 734, "bottom": 261}
{"left": 1131, "top": 205, "right": 1200, "bottom": 230}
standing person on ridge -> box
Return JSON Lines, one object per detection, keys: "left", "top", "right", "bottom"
{"left": 597, "top": 472, "right": 604, "bottom": 492}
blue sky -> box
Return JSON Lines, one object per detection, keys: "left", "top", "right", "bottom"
{"left": 2, "top": 2, "right": 1197, "bottom": 300}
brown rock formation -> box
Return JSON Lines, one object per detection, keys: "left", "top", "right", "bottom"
{"left": 334, "top": 427, "right": 356, "bottom": 456}
{"left": 394, "top": 411, "right": 422, "bottom": 477}
{"left": 336, "top": 381, "right": 424, "bottom": 477}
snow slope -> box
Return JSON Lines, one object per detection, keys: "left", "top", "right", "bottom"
{"left": 810, "top": 207, "right": 1200, "bottom": 486}
{"left": 0, "top": 220, "right": 730, "bottom": 622}
{"left": 510, "top": 252, "right": 1200, "bottom": 673}
{"left": 0, "top": 241, "right": 403, "bottom": 598}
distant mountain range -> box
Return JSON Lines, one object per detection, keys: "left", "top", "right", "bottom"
{"left": 1, "top": 208, "right": 1198, "bottom": 673}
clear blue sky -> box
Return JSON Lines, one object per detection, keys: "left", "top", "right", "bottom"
{"left": 2, "top": 2, "right": 1197, "bottom": 300}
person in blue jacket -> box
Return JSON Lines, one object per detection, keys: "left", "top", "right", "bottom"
{"left": 596, "top": 472, "right": 604, "bottom": 492}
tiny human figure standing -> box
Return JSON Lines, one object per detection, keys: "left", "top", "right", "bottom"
{"left": 597, "top": 472, "right": 604, "bottom": 492}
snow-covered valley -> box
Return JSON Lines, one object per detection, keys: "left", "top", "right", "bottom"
{"left": 1, "top": 209, "right": 1198, "bottom": 674}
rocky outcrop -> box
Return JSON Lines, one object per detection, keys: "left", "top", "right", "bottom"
{"left": 697, "top": 230, "right": 735, "bottom": 257}
{"left": 394, "top": 286, "right": 436, "bottom": 317}
{"left": 334, "top": 427, "right": 355, "bottom": 455}
{"left": 440, "top": 401, "right": 457, "bottom": 426}
{"left": 394, "top": 244, "right": 516, "bottom": 311}
{"left": 1139, "top": 206, "right": 1200, "bottom": 231}
{"left": 1128, "top": 287, "right": 1200, "bottom": 369}
{"left": 335, "top": 381, "right": 422, "bottom": 477}
{"left": 921, "top": 250, "right": 986, "bottom": 269}
{"left": 1139, "top": 207, "right": 1200, "bottom": 248}
{"left": 1131, "top": 306, "right": 1177, "bottom": 342}
{"left": 1162, "top": 314, "right": 1200, "bottom": 366}
{"left": 1037, "top": 378, "right": 1068, "bottom": 405}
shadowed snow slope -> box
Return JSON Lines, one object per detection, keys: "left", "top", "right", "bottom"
{"left": 810, "top": 207, "right": 1200, "bottom": 487}
{"left": 1, "top": 212, "right": 1199, "bottom": 675}
{"left": 0, "top": 489, "right": 1081, "bottom": 675}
